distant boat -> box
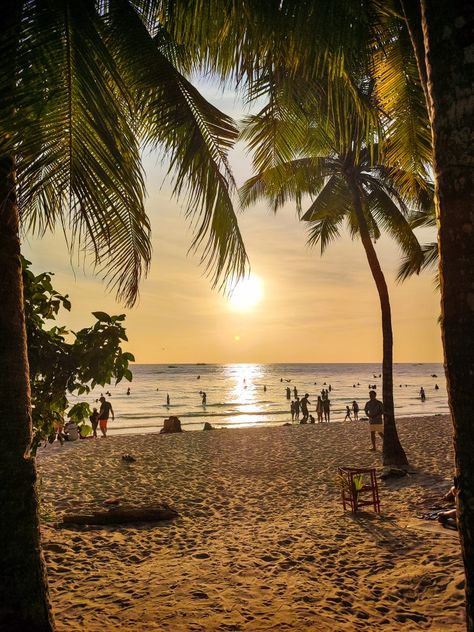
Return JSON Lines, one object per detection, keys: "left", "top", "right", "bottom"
{"left": 168, "top": 365, "right": 177, "bottom": 368}
{"left": 196, "top": 363, "right": 207, "bottom": 366}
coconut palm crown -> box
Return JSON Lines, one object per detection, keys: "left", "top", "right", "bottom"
{"left": 240, "top": 80, "right": 433, "bottom": 468}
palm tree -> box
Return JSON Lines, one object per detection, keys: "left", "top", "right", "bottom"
{"left": 398, "top": 1, "right": 474, "bottom": 627}
{"left": 240, "top": 83, "right": 432, "bottom": 469}
{"left": 0, "top": 2, "right": 247, "bottom": 629}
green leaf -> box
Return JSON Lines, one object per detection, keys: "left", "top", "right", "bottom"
{"left": 92, "top": 311, "right": 111, "bottom": 323}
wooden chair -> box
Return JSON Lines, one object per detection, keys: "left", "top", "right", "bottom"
{"left": 338, "top": 467, "right": 380, "bottom": 513}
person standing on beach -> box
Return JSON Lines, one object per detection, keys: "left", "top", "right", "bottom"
{"left": 300, "top": 393, "right": 311, "bottom": 422}
{"left": 166, "top": 393, "right": 170, "bottom": 406}
{"left": 343, "top": 405, "right": 352, "bottom": 421}
{"left": 352, "top": 400, "right": 359, "bottom": 421}
{"left": 316, "top": 396, "right": 324, "bottom": 423}
{"left": 286, "top": 386, "right": 291, "bottom": 400}
{"left": 322, "top": 397, "right": 331, "bottom": 422}
{"left": 98, "top": 396, "right": 114, "bottom": 438}
{"left": 420, "top": 387, "right": 426, "bottom": 402}
{"left": 293, "top": 386, "right": 298, "bottom": 398}
{"left": 294, "top": 397, "right": 301, "bottom": 420}
{"left": 89, "top": 407, "right": 99, "bottom": 438}
{"left": 364, "top": 390, "right": 384, "bottom": 451}
{"left": 201, "top": 391, "right": 207, "bottom": 405}
{"left": 290, "top": 400, "right": 296, "bottom": 422}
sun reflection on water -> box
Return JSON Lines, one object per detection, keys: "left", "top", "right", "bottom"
{"left": 224, "top": 364, "right": 265, "bottom": 420}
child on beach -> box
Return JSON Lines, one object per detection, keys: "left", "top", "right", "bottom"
{"left": 343, "top": 406, "right": 352, "bottom": 421}
{"left": 89, "top": 407, "right": 99, "bottom": 438}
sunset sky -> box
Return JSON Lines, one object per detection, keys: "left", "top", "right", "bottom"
{"left": 22, "top": 84, "right": 442, "bottom": 365}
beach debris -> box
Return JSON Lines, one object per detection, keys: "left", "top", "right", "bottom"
{"left": 203, "top": 422, "right": 214, "bottom": 431}
{"left": 103, "top": 498, "right": 123, "bottom": 506}
{"left": 160, "top": 416, "right": 183, "bottom": 433}
{"left": 62, "top": 503, "right": 178, "bottom": 525}
{"left": 121, "top": 454, "right": 136, "bottom": 463}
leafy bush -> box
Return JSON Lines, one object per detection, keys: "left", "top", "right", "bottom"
{"left": 22, "top": 258, "right": 134, "bottom": 451}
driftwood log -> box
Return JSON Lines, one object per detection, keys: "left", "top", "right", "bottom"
{"left": 62, "top": 504, "right": 178, "bottom": 525}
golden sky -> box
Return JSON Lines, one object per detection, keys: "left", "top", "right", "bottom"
{"left": 22, "top": 86, "right": 443, "bottom": 364}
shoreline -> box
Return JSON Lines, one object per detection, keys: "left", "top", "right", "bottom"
{"left": 40, "top": 411, "right": 452, "bottom": 442}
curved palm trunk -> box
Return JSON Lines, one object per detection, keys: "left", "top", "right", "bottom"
{"left": 420, "top": 2, "right": 474, "bottom": 627}
{"left": 347, "top": 175, "right": 409, "bottom": 468}
{"left": 0, "top": 156, "right": 54, "bottom": 630}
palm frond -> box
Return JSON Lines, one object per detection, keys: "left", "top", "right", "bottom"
{"left": 240, "top": 157, "right": 332, "bottom": 213}
{"left": 397, "top": 241, "right": 438, "bottom": 282}
{"left": 366, "top": 185, "right": 423, "bottom": 267}
{"left": 108, "top": 0, "right": 247, "bottom": 287}
{"left": 14, "top": 0, "right": 151, "bottom": 306}
{"left": 372, "top": 12, "right": 432, "bottom": 196}
{"left": 302, "top": 176, "right": 351, "bottom": 253}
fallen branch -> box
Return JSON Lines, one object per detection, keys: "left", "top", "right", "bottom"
{"left": 62, "top": 504, "right": 178, "bottom": 525}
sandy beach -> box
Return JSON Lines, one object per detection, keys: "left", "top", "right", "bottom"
{"left": 37, "top": 414, "right": 464, "bottom": 631}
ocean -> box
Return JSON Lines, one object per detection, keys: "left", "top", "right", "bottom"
{"left": 74, "top": 363, "right": 449, "bottom": 435}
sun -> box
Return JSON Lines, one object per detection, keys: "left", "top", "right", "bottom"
{"left": 228, "top": 275, "right": 263, "bottom": 311}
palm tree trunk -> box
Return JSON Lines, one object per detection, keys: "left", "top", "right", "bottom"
{"left": 347, "top": 175, "right": 409, "bottom": 469}
{"left": 0, "top": 156, "right": 55, "bottom": 631}
{"left": 421, "top": 2, "right": 474, "bottom": 628}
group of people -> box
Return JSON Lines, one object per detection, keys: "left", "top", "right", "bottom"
{"left": 291, "top": 392, "right": 332, "bottom": 423}
{"left": 61, "top": 396, "right": 114, "bottom": 442}
{"left": 288, "top": 388, "right": 385, "bottom": 451}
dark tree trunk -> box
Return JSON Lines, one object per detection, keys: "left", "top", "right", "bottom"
{"left": 347, "top": 176, "right": 409, "bottom": 469}
{"left": 0, "top": 157, "right": 55, "bottom": 630}
{"left": 421, "top": 1, "right": 474, "bottom": 628}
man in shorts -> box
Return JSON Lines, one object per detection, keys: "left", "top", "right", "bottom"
{"left": 364, "top": 390, "right": 384, "bottom": 451}
{"left": 98, "top": 396, "right": 114, "bottom": 438}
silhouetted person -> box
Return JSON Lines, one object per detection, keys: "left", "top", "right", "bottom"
{"left": 286, "top": 387, "right": 291, "bottom": 400}
{"left": 98, "top": 396, "right": 114, "bottom": 438}
{"left": 294, "top": 397, "right": 301, "bottom": 420}
{"left": 316, "top": 396, "right": 324, "bottom": 423}
{"left": 365, "top": 390, "right": 384, "bottom": 451}
{"left": 344, "top": 406, "right": 352, "bottom": 421}
{"left": 201, "top": 391, "right": 207, "bottom": 405}
{"left": 166, "top": 393, "right": 170, "bottom": 406}
{"left": 323, "top": 397, "right": 331, "bottom": 422}
{"left": 435, "top": 383, "right": 439, "bottom": 390}
{"left": 420, "top": 387, "right": 426, "bottom": 402}
{"left": 293, "top": 386, "right": 298, "bottom": 398}
{"left": 352, "top": 400, "right": 359, "bottom": 421}
{"left": 89, "top": 407, "right": 99, "bottom": 438}
{"left": 300, "top": 393, "right": 311, "bottom": 421}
